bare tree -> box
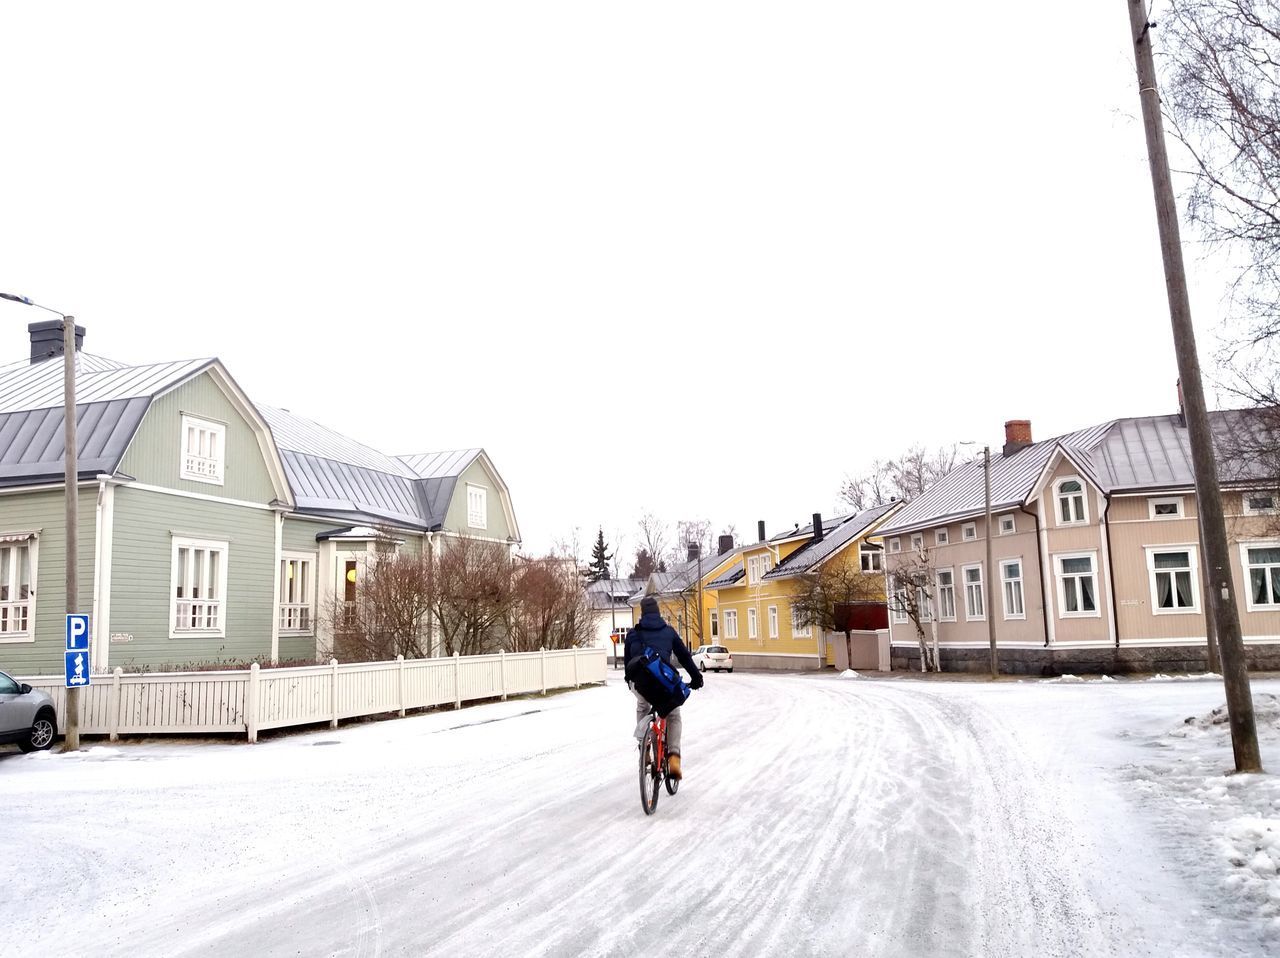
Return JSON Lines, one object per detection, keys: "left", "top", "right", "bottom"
{"left": 1160, "top": 2, "right": 1279, "bottom": 390}
{"left": 430, "top": 535, "right": 515, "bottom": 656}
{"left": 790, "top": 561, "right": 886, "bottom": 669}
{"left": 507, "top": 554, "right": 595, "bottom": 652}
{"left": 887, "top": 547, "right": 942, "bottom": 672}
{"left": 840, "top": 444, "right": 959, "bottom": 511}
{"left": 637, "top": 511, "right": 669, "bottom": 570}
{"left": 671, "top": 518, "right": 713, "bottom": 567}
{"left": 323, "top": 534, "right": 432, "bottom": 662}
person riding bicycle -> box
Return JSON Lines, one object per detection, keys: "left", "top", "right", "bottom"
{"left": 625, "top": 595, "right": 703, "bottom": 779}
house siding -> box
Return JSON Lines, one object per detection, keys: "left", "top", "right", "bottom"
{"left": 444, "top": 459, "right": 513, "bottom": 540}
{"left": 118, "top": 371, "right": 277, "bottom": 503}
{"left": 1040, "top": 460, "right": 1113, "bottom": 645}
{"left": 106, "top": 485, "right": 275, "bottom": 669}
{"left": 0, "top": 488, "right": 97, "bottom": 674}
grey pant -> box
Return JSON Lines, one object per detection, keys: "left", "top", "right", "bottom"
{"left": 633, "top": 689, "right": 682, "bottom": 754}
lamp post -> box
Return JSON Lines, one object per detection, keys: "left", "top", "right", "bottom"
{"left": 961, "top": 441, "right": 999, "bottom": 678}
{"left": 0, "top": 293, "right": 81, "bottom": 750}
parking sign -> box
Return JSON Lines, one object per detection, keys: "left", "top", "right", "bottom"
{"left": 66, "top": 614, "right": 90, "bottom": 652}
{"left": 65, "top": 650, "right": 90, "bottom": 688}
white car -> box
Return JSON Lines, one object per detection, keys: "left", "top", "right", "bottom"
{"left": 692, "top": 645, "right": 733, "bottom": 673}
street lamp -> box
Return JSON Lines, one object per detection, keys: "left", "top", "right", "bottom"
{"left": 0, "top": 292, "right": 82, "bottom": 750}
{"left": 961, "top": 441, "right": 999, "bottom": 678}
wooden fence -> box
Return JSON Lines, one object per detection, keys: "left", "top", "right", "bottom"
{"left": 21, "top": 647, "right": 606, "bottom": 743}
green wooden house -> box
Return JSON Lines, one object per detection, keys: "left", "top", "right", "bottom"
{"left": 0, "top": 322, "right": 520, "bottom": 674}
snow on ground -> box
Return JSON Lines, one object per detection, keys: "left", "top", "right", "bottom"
{"left": 2, "top": 672, "right": 1279, "bottom": 957}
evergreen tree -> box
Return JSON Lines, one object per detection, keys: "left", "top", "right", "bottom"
{"left": 631, "top": 549, "right": 655, "bottom": 579}
{"left": 586, "top": 528, "right": 613, "bottom": 583}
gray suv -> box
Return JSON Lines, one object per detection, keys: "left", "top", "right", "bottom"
{"left": 0, "top": 670, "right": 57, "bottom": 752}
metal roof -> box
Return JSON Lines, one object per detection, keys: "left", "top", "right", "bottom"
{"left": 279, "top": 450, "right": 428, "bottom": 530}
{"left": 0, "top": 398, "right": 150, "bottom": 487}
{"left": 706, "top": 560, "right": 745, "bottom": 589}
{"left": 586, "top": 578, "right": 645, "bottom": 611}
{"left": 260, "top": 405, "right": 418, "bottom": 478}
{"left": 0, "top": 355, "right": 212, "bottom": 414}
{"left": 399, "top": 449, "right": 482, "bottom": 479}
{"left": 763, "top": 501, "right": 900, "bottom": 579}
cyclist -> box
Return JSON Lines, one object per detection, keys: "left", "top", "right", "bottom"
{"left": 625, "top": 595, "right": 703, "bottom": 779}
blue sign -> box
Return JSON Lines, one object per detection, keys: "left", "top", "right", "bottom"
{"left": 66, "top": 614, "right": 90, "bottom": 652}
{"left": 64, "top": 650, "right": 90, "bottom": 688}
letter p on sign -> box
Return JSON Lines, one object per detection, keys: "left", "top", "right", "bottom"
{"left": 66, "top": 614, "right": 90, "bottom": 652}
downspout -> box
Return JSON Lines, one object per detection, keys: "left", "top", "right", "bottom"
{"left": 1100, "top": 495, "right": 1120, "bottom": 648}
{"left": 91, "top": 477, "right": 105, "bottom": 672}
{"left": 1020, "top": 503, "right": 1053, "bottom": 648}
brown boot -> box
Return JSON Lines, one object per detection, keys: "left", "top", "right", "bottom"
{"left": 668, "top": 753, "right": 682, "bottom": 780}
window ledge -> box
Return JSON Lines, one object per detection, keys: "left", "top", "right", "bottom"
{"left": 170, "top": 630, "right": 228, "bottom": 640}
{"left": 1059, "top": 612, "right": 1101, "bottom": 619}
{"left": 1002, "top": 615, "right": 1027, "bottom": 621}
{"left": 181, "top": 472, "right": 225, "bottom": 487}
{"left": 0, "top": 633, "right": 35, "bottom": 644}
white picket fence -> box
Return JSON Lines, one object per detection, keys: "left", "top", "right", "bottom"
{"left": 22, "top": 647, "right": 606, "bottom": 743}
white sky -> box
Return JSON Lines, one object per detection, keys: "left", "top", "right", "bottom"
{"left": 0, "top": 2, "right": 1241, "bottom": 563}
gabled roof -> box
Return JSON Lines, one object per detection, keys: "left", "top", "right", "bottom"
{"left": 399, "top": 449, "right": 482, "bottom": 479}
{"left": 586, "top": 577, "right": 645, "bottom": 611}
{"left": 706, "top": 559, "right": 745, "bottom": 589}
{"left": 630, "top": 547, "right": 748, "bottom": 602}
{"left": 763, "top": 502, "right": 900, "bottom": 579}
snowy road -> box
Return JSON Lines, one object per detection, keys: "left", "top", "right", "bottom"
{"left": 2, "top": 671, "right": 1278, "bottom": 957}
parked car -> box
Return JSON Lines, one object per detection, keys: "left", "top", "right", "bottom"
{"left": 0, "top": 670, "right": 57, "bottom": 752}
{"left": 692, "top": 645, "right": 733, "bottom": 673}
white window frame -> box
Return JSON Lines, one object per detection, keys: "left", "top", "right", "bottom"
{"left": 747, "top": 555, "right": 768, "bottom": 585}
{"left": 170, "top": 537, "right": 230, "bottom": 638}
{"left": 1000, "top": 558, "right": 1026, "bottom": 620}
{"left": 723, "top": 609, "right": 739, "bottom": 639}
{"left": 1054, "top": 550, "right": 1101, "bottom": 619}
{"left": 1239, "top": 541, "right": 1280, "bottom": 612}
{"left": 998, "top": 514, "right": 1016, "bottom": 536}
{"left": 936, "top": 568, "right": 956, "bottom": 622}
{"left": 279, "top": 551, "right": 317, "bottom": 635}
{"left": 1145, "top": 545, "right": 1200, "bottom": 615}
{"left": 466, "top": 483, "right": 488, "bottom": 529}
{"left": 1242, "top": 492, "right": 1279, "bottom": 516}
{"left": 0, "top": 534, "right": 37, "bottom": 643}
{"left": 892, "top": 589, "right": 908, "bottom": 624}
{"left": 1148, "top": 496, "right": 1185, "bottom": 520}
{"left": 180, "top": 414, "right": 226, "bottom": 486}
{"left": 888, "top": 538, "right": 901, "bottom": 554}
{"left": 747, "top": 607, "right": 759, "bottom": 639}
{"left": 917, "top": 586, "right": 933, "bottom": 622}
{"left": 768, "top": 605, "right": 779, "bottom": 639}
{"left": 1054, "top": 477, "right": 1089, "bottom": 526}
{"left": 860, "top": 546, "right": 882, "bottom": 573}
{"left": 961, "top": 522, "right": 977, "bottom": 541}
{"left": 910, "top": 533, "right": 924, "bottom": 552}
{"left": 791, "top": 607, "right": 812, "bottom": 638}
{"left": 710, "top": 609, "right": 719, "bottom": 638}
{"left": 962, "top": 563, "right": 985, "bottom": 621}
{"left": 935, "top": 528, "right": 949, "bottom": 546}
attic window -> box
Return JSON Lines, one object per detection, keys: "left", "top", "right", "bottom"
{"left": 1149, "top": 497, "right": 1184, "bottom": 520}
{"left": 467, "top": 484, "right": 488, "bottom": 529}
{"left": 1243, "top": 492, "right": 1278, "bottom": 516}
{"left": 999, "top": 515, "right": 1016, "bottom": 535}
{"left": 181, "top": 415, "right": 225, "bottom": 486}
{"left": 1055, "top": 478, "right": 1088, "bottom": 525}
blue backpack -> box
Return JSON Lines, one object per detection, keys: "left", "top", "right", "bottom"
{"left": 625, "top": 646, "right": 691, "bottom": 718}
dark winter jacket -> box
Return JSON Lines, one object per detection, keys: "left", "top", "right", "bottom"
{"left": 626, "top": 611, "right": 699, "bottom": 678}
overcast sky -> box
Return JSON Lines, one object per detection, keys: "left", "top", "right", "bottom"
{"left": 0, "top": 2, "right": 1240, "bottom": 564}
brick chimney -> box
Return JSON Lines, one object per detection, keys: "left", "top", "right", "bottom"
{"left": 687, "top": 542, "right": 701, "bottom": 562}
{"left": 757, "top": 520, "right": 766, "bottom": 543}
{"left": 717, "top": 534, "right": 734, "bottom": 555}
{"left": 28, "top": 320, "right": 85, "bottom": 365}
{"left": 1003, "top": 420, "right": 1032, "bottom": 457}
{"left": 811, "top": 512, "right": 824, "bottom": 542}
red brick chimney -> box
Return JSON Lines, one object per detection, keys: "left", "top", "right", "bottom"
{"left": 1003, "top": 420, "right": 1032, "bottom": 457}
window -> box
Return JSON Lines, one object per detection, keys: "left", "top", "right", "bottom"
{"left": 962, "top": 523, "right": 977, "bottom": 541}
{"left": 723, "top": 610, "right": 739, "bottom": 638}
{"left": 710, "top": 610, "right": 718, "bottom": 638}
{"left": 1242, "top": 492, "right": 1278, "bottom": 516}
{"left": 279, "top": 553, "right": 315, "bottom": 633}
{"left": 181, "top": 415, "right": 226, "bottom": 485}
{"left": 917, "top": 587, "right": 933, "bottom": 621}
{"left": 936, "top": 569, "right": 956, "bottom": 621}
{"left": 747, "top": 554, "right": 771, "bottom": 584}
{"left": 467, "top": 484, "right": 488, "bottom": 529}
{"left": 935, "top": 528, "right": 949, "bottom": 546}
{"left": 171, "top": 538, "right": 229, "bottom": 637}
{"left": 0, "top": 536, "right": 35, "bottom": 639}
{"left": 963, "top": 564, "right": 985, "bottom": 620}
{"left": 910, "top": 533, "right": 924, "bottom": 552}
{"left": 888, "top": 538, "right": 901, "bottom": 554}
{"left": 1056, "top": 478, "right": 1088, "bottom": 525}
{"left": 1055, "top": 553, "right": 1099, "bottom": 617}
{"left": 892, "top": 589, "right": 908, "bottom": 624}
{"left": 768, "top": 605, "right": 779, "bottom": 639}
{"left": 999, "top": 515, "right": 1016, "bottom": 535}
{"left": 1242, "top": 544, "right": 1280, "bottom": 610}
{"left": 1148, "top": 497, "right": 1184, "bottom": 520}
{"left": 747, "top": 608, "right": 758, "bottom": 639}
{"left": 860, "top": 545, "right": 882, "bottom": 573}
{"left": 791, "top": 608, "right": 812, "bottom": 638}
{"left": 1147, "top": 548, "right": 1197, "bottom": 613}
{"left": 1001, "top": 559, "right": 1025, "bottom": 619}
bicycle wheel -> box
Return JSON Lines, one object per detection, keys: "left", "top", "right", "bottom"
{"left": 639, "top": 725, "right": 660, "bottom": 815}
{"left": 664, "top": 758, "right": 679, "bottom": 796}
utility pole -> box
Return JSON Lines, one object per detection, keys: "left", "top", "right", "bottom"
{"left": 984, "top": 446, "right": 998, "bottom": 678}
{"left": 63, "top": 315, "right": 81, "bottom": 751}
{"left": 1125, "top": 0, "right": 1260, "bottom": 771}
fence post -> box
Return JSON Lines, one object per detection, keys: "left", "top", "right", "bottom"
{"left": 108, "top": 667, "right": 122, "bottom": 742}
{"left": 247, "top": 662, "right": 260, "bottom": 744}
{"left": 453, "top": 651, "right": 462, "bottom": 710}
{"left": 397, "top": 654, "right": 406, "bottom": 717}
{"left": 330, "top": 657, "right": 340, "bottom": 729}
{"left": 572, "top": 648, "right": 580, "bottom": 688}
{"left": 540, "top": 647, "right": 547, "bottom": 696}
{"left": 499, "top": 649, "right": 507, "bottom": 701}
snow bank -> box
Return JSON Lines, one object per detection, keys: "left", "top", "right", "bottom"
{"left": 1148, "top": 672, "right": 1223, "bottom": 683}
{"left": 1044, "top": 674, "right": 1086, "bottom": 683}
{"left": 839, "top": 669, "right": 862, "bottom": 679}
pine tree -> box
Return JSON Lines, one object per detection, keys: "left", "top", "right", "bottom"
{"left": 631, "top": 549, "right": 656, "bottom": 579}
{"left": 586, "top": 528, "right": 613, "bottom": 583}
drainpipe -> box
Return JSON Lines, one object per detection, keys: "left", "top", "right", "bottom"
{"left": 1100, "top": 496, "right": 1120, "bottom": 648}
{"left": 1019, "top": 504, "right": 1052, "bottom": 648}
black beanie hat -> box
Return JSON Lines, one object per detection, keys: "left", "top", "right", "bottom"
{"left": 640, "top": 596, "right": 660, "bottom": 617}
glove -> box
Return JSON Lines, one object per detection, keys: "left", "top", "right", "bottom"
{"left": 688, "top": 669, "right": 704, "bottom": 690}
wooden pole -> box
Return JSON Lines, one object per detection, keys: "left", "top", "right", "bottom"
{"left": 1125, "top": 0, "right": 1260, "bottom": 771}
{"left": 984, "top": 446, "right": 998, "bottom": 678}
{"left": 62, "top": 316, "right": 80, "bottom": 751}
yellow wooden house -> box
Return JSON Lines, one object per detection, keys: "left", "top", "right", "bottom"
{"left": 706, "top": 504, "right": 900, "bottom": 670}
{"left": 629, "top": 544, "right": 746, "bottom": 648}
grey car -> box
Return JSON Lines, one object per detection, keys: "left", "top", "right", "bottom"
{"left": 0, "top": 670, "right": 57, "bottom": 752}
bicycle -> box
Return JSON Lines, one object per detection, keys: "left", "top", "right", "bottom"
{"left": 639, "top": 706, "right": 680, "bottom": 815}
